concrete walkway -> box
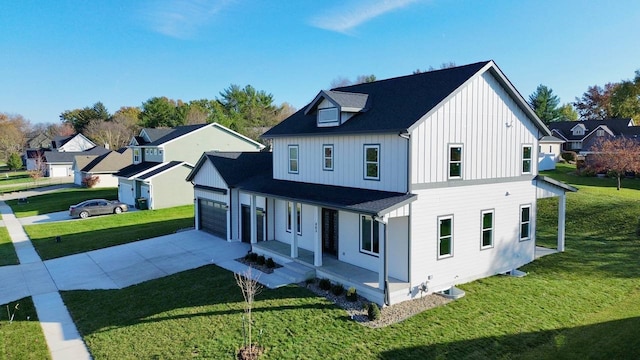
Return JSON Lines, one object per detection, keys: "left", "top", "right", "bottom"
{"left": 0, "top": 198, "right": 292, "bottom": 359}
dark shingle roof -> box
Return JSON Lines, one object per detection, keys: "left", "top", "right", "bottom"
{"left": 263, "top": 61, "right": 491, "bottom": 138}
{"left": 200, "top": 152, "right": 273, "bottom": 186}
{"left": 44, "top": 146, "right": 110, "bottom": 163}
{"left": 139, "top": 124, "right": 210, "bottom": 146}
{"left": 115, "top": 162, "right": 160, "bottom": 178}
{"left": 239, "top": 174, "right": 416, "bottom": 216}
{"left": 548, "top": 118, "right": 635, "bottom": 141}
{"left": 137, "top": 161, "right": 190, "bottom": 180}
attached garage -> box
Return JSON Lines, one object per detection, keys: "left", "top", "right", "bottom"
{"left": 119, "top": 181, "right": 135, "bottom": 206}
{"left": 198, "top": 199, "right": 227, "bottom": 239}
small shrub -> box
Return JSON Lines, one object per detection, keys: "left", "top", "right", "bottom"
{"left": 256, "top": 255, "right": 266, "bottom": 265}
{"left": 249, "top": 252, "right": 258, "bottom": 262}
{"left": 244, "top": 252, "right": 253, "bottom": 260}
{"left": 346, "top": 287, "right": 357, "bottom": 302}
{"left": 266, "top": 257, "right": 275, "bottom": 268}
{"left": 331, "top": 283, "right": 345, "bottom": 296}
{"left": 305, "top": 278, "right": 315, "bottom": 285}
{"left": 81, "top": 175, "right": 100, "bottom": 188}
{"left": 319, "top": 278, "right": 331, "bottom": 291}
{"left": 367, "top": 302, "right": 381, "bottom": 321}
{"left": 561, "top": 151, "right": 577, "bottom": 163}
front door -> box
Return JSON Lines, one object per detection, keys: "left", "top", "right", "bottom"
{"left": 241, "top": 205, "right": 265, "bottom": 243}
{"left": 322, "top": 208, "right": 338, "bottom": 256}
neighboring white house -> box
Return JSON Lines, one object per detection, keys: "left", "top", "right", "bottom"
{"left": 43, "top": 146, "right": 110, "bottom": 178}
{"left": 51, "top": 133, "right": 96, "bottom": 152}
{"left": 115, "top": 123, "right": 264, "bottom": 210}
{"left": 538, "top": 135, "right": 565, "bottom": 171}
{"left": 187, "top": 61, "right": 577, "bottom": 306}
{"left": 26, "top": 133, "right": 98, "bottom": 173}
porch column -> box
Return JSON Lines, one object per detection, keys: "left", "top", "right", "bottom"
{"left": 378, "top": 221, "right": 386, "bottom": 290}
{"left": 291, "top": 202, "right": 298, "bottom": 258}
{"left": 250, "top": 194, "right": 257, "bottom": 244}
{"left": 314, "top": 207, "right": 322, "bottom": 267}
{"left": 557, "top": 193, "right": 566, "bottom": 252}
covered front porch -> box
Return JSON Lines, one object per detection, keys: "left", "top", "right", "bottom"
{"left": 535, "top": 175, "right": 578, "bottom": 252}
{"left": 252, "top": 239, "right": 410, "bottom": 305}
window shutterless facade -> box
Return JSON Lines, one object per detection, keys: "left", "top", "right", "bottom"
{"left": 363, "top": 144, "right": 380, "bottom": 180}
{"left": 520, "top": 204, "right": 531, "bottom": 241}
{"left": 323, "top": 145, "right": 333, "bottom": 171}
{"left": 286, "top": 202, "right": 302, "bottom": 235}
{"left": 360, "top": 215, "right": 379, "bottom": 256}
{"left": 481, "top": 210, "right": 494, "bottom": 249}
{"left": 288, "top": 145, "right": 299, "bottom": 174}
{"left": 449, "top": 145, "right": 462, "bottom": 179}
{"left": 438, "top": 215, "right": 453, "bottom": 259}
{"left": 522, "top": 145, "right": 532, "bottom": 174}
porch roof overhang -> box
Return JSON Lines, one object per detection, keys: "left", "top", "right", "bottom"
{"left": 534, "top": 175, "right": 577, "bottom": 198}
{"left": 238, "top": 174, "right": 416, "bottom": 216}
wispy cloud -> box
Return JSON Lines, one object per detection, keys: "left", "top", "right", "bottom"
{"left": 310, "top": 0, "right": 420, "bottom": 34}
{"left": 143, "top": 0, "right": 233, "bottom": 39}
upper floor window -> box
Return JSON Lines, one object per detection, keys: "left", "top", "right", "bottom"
{"left": 522, "top": 145, "right": 532, "bottom": 174}
{"left": 481, "top": 210, "right": 494, "bottom": 249}
{"left": 364, "top": 144, "right": 380, "bottom": 180}
{"left": 438, "top": 215, "right": 453, "bottom": 259}
{"left": 318, "top": 108, "right": 338, "bottom": 124}
{"left": 449, "top": 145, "right": 462, "bottom": 179}
{"left": 288, "top": 145, "right": 299, "bottom": 174}
{"left": 596, "top": 129, "right": 605, "bottom": 137}
{"left": 360, "top": 215, "right": 379, "bottom": 256}
{"left": 133, "top": 149, "right": 140, "bottom": 162}
{"left": 153, "top": 149, "right": 158, "bottom": 155}
{"left": 520, "top": 204, "right": 531, "bottom": 241}
{"left": 323, "top": 145, "right": 333, "bottom": 171}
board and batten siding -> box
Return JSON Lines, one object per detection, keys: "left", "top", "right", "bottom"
{"left": 192, "top": 160, "right": 229, "bottom": 191}
{"left": 272, "top": 134, "right": 408, "bottom": 193}
{"left": 410, "top": 71, "right": 541, "bottom": 185}
{"left": 409, "top": 180, "right": 536, "bottom": 293}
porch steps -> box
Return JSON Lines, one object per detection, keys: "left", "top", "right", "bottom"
{"left": 274, "top": 261, "right": 316, "bottom": 283}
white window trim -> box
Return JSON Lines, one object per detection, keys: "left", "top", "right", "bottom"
{"left": 286, "top": 202, "right": 292, "bottom": 232}
{"left": 323, "top": 144, "right": 334, "bottom": 171}
{"left": 296, "top": 203, "right": 301, "bottom": 235}
{"left": 360, "top": 215, "right": 379, "bottom": 256}
{"left": 522, "top": 144, "right": 533, "bottom": 174}
{"left": 288, "top": 145, "right": 299, "bottom": 174}
{"left": 480, "top": 209, "right": 494, "bottom": 250}
{"left": 286, "top": 202, "right": 301, "bottom": 235}
{"left": 520, "top": 204, "right": 531, "bottom": 241}
{"left": 363, "top": 144, "right": 380, "bottom": 180}
{"left": 437, "top": 215, "right": 454, "bottom": 259}
{"left": 448, "top": 144, "right": 463, "bottom": 180}
{"left": 318, "top": 108, "right": 339, "bottom": 124}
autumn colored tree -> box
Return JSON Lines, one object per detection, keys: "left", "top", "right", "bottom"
{"left": 0, "top": 113, "right": 29, "bottom": 162}
{"left": 587, "top": 137, "right": 640, "bottom": 190}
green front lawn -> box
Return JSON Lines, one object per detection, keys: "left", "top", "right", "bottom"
{"left": 0, "top": 171, "right": 32, "bottom": 186}
{"left": 59, "top": 168, "right": 640, "bottom": 358}
{"left": 25, "top": 205, "right": 194, "bottom": 260}
{"left": 0, "top": 226, "right": 19, "bottom": 266}
{"left": 0, "top": 297, "right": 50, "bottom": 360}
{"left": 6, "top": 188, "right": 118, "bottom": 218}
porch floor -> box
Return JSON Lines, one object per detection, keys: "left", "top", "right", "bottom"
{"left": 252, "top": 240, "right": 408, "bottom": 293}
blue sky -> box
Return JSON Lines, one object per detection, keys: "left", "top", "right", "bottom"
{"left": 1, "top": 0, "right": 639, "bottom": 124}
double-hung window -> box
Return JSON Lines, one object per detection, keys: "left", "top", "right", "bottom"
{"left": 288, "top": 145, "right": 299, "bottom": 174}
{"left": 133, "top": 149, "right": 140, "bottom": 163}
{"left": 438, "top": 216, "right": 453, "bottom": 259}
{"left": 449, "top": 145, "right": 462, "bottom": 179}
{"left": 323, "top": 145, "right": 333, "bottom": 171}
{"left": 360, "top": 215, "right": 379, "bottom": 255}
{"left": 522, "top": 145, "right": 532, "bottom": 174}
{"left": 286, "top": 202, "right": 302, "bottom": 235}
{"left": 481, "top": 210, "right": 494, "bottom": 249}
{"left": 364, "top": 145, "right": 380, "bottom": 180}
{"left": 520, "top": 205, "right": 531, "bottom": 241}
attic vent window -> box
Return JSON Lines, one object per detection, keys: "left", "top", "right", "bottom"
{"left": 318, "top": 108, "right": 338, "bottom": 123}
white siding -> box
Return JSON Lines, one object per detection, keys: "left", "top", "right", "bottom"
{"left": 272, "top": 134, "right": 408, "bottom": 192}
{"left": 409, "top": 180, "right": 537, "bottom": 293}
{"left": 411, "top": 72, "right": 540, "bottom": 185}
{"left": 192, "top": 160, "right": 228, "bottom": 189}
{"left": 272, "top": 200, "right": 316, "bottom": 252}
{"left": 336, "top": 211, "right": 379, "bottom": 272}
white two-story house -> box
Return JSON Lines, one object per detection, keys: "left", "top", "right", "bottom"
{"left": 116, "top": 123, "right": 264, "bottom": 210}
{"left": 187, "top": 61, "right": 576, "bottom": 305}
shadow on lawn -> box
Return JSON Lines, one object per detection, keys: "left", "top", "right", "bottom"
{"left": 379, "top": 316, "right": 640, "bottom": 359}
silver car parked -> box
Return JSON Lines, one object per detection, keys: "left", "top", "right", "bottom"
{"left": 69, "top": 199, "right": 129, "bottom": 219}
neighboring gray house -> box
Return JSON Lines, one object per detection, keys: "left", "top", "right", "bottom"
{"left": 43, "top": 146, "right": 110, "bottom": 177}
{"left": 115, "top": 123, "right": 264, "bottom": 210}
{"left": 73, "top": 148, "right": 132, "bottom": 187}
{"left": 548, "top": 118, "right": 640, "bottom": 154}
{"left": 188, "top": 61, "right": 577, "bottom": 306}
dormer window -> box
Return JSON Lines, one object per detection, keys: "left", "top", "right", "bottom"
{"left": 318, "top": 108, "right": 338, "bottom": 124}
{"left": 571, "top": 124, "right": 586, "bottom": 136}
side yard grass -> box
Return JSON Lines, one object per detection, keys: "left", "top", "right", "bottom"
{"left": 0, "top": 297, "right": 50, "bottom": 360}
{"left": 0, "top": 171, "right": 32, "bottom": 186}
{"left": 25, "top": 205, "right": 194, "bottom": 260}
{"left": 0, "top": 226, "right": 19, "bottom": 266}
{"left": 6, "top": 187, "right": 117, "bottom": 218}
{"left": 59, "top": 166, "right": 640, "bottom": 359}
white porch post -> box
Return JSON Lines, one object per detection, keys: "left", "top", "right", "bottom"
{"left": 558, "top": 193, "right": 566, "bottom": 252}
{"left": 314, "top": 207, "right": 322, "bottom": 267}
{"left": 291, "top": 202, "right": 299, "bottom": 258}
{"left": 250, "top": 194, "right": 257, "bottom": 244}
{"left": 378, "top": 221, "right": 386, "bottom": 290}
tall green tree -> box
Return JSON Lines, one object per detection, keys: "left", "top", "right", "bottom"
{"left": 216, "top": 84, "right": 280, "bottom": 135}
{"left": 528, "top": 84, "right": 561, "bottom": 124}
{"left": 139, "top": 97, "right": 186, "bottom": 128}
{"left": 7, "top": 152, "right": 23, "bottom": 171}
{"left": 610, "top": 70, "right": 640, "bottom": 120}
{"left": 60, "top": 101, "right": 110, "bottom": 133}
{"left": 558, "top": 103, "right": 579, "bottom": 121}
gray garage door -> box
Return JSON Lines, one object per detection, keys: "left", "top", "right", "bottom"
{"left": 199, "top": 199, "right": 227, "bottom": 239}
